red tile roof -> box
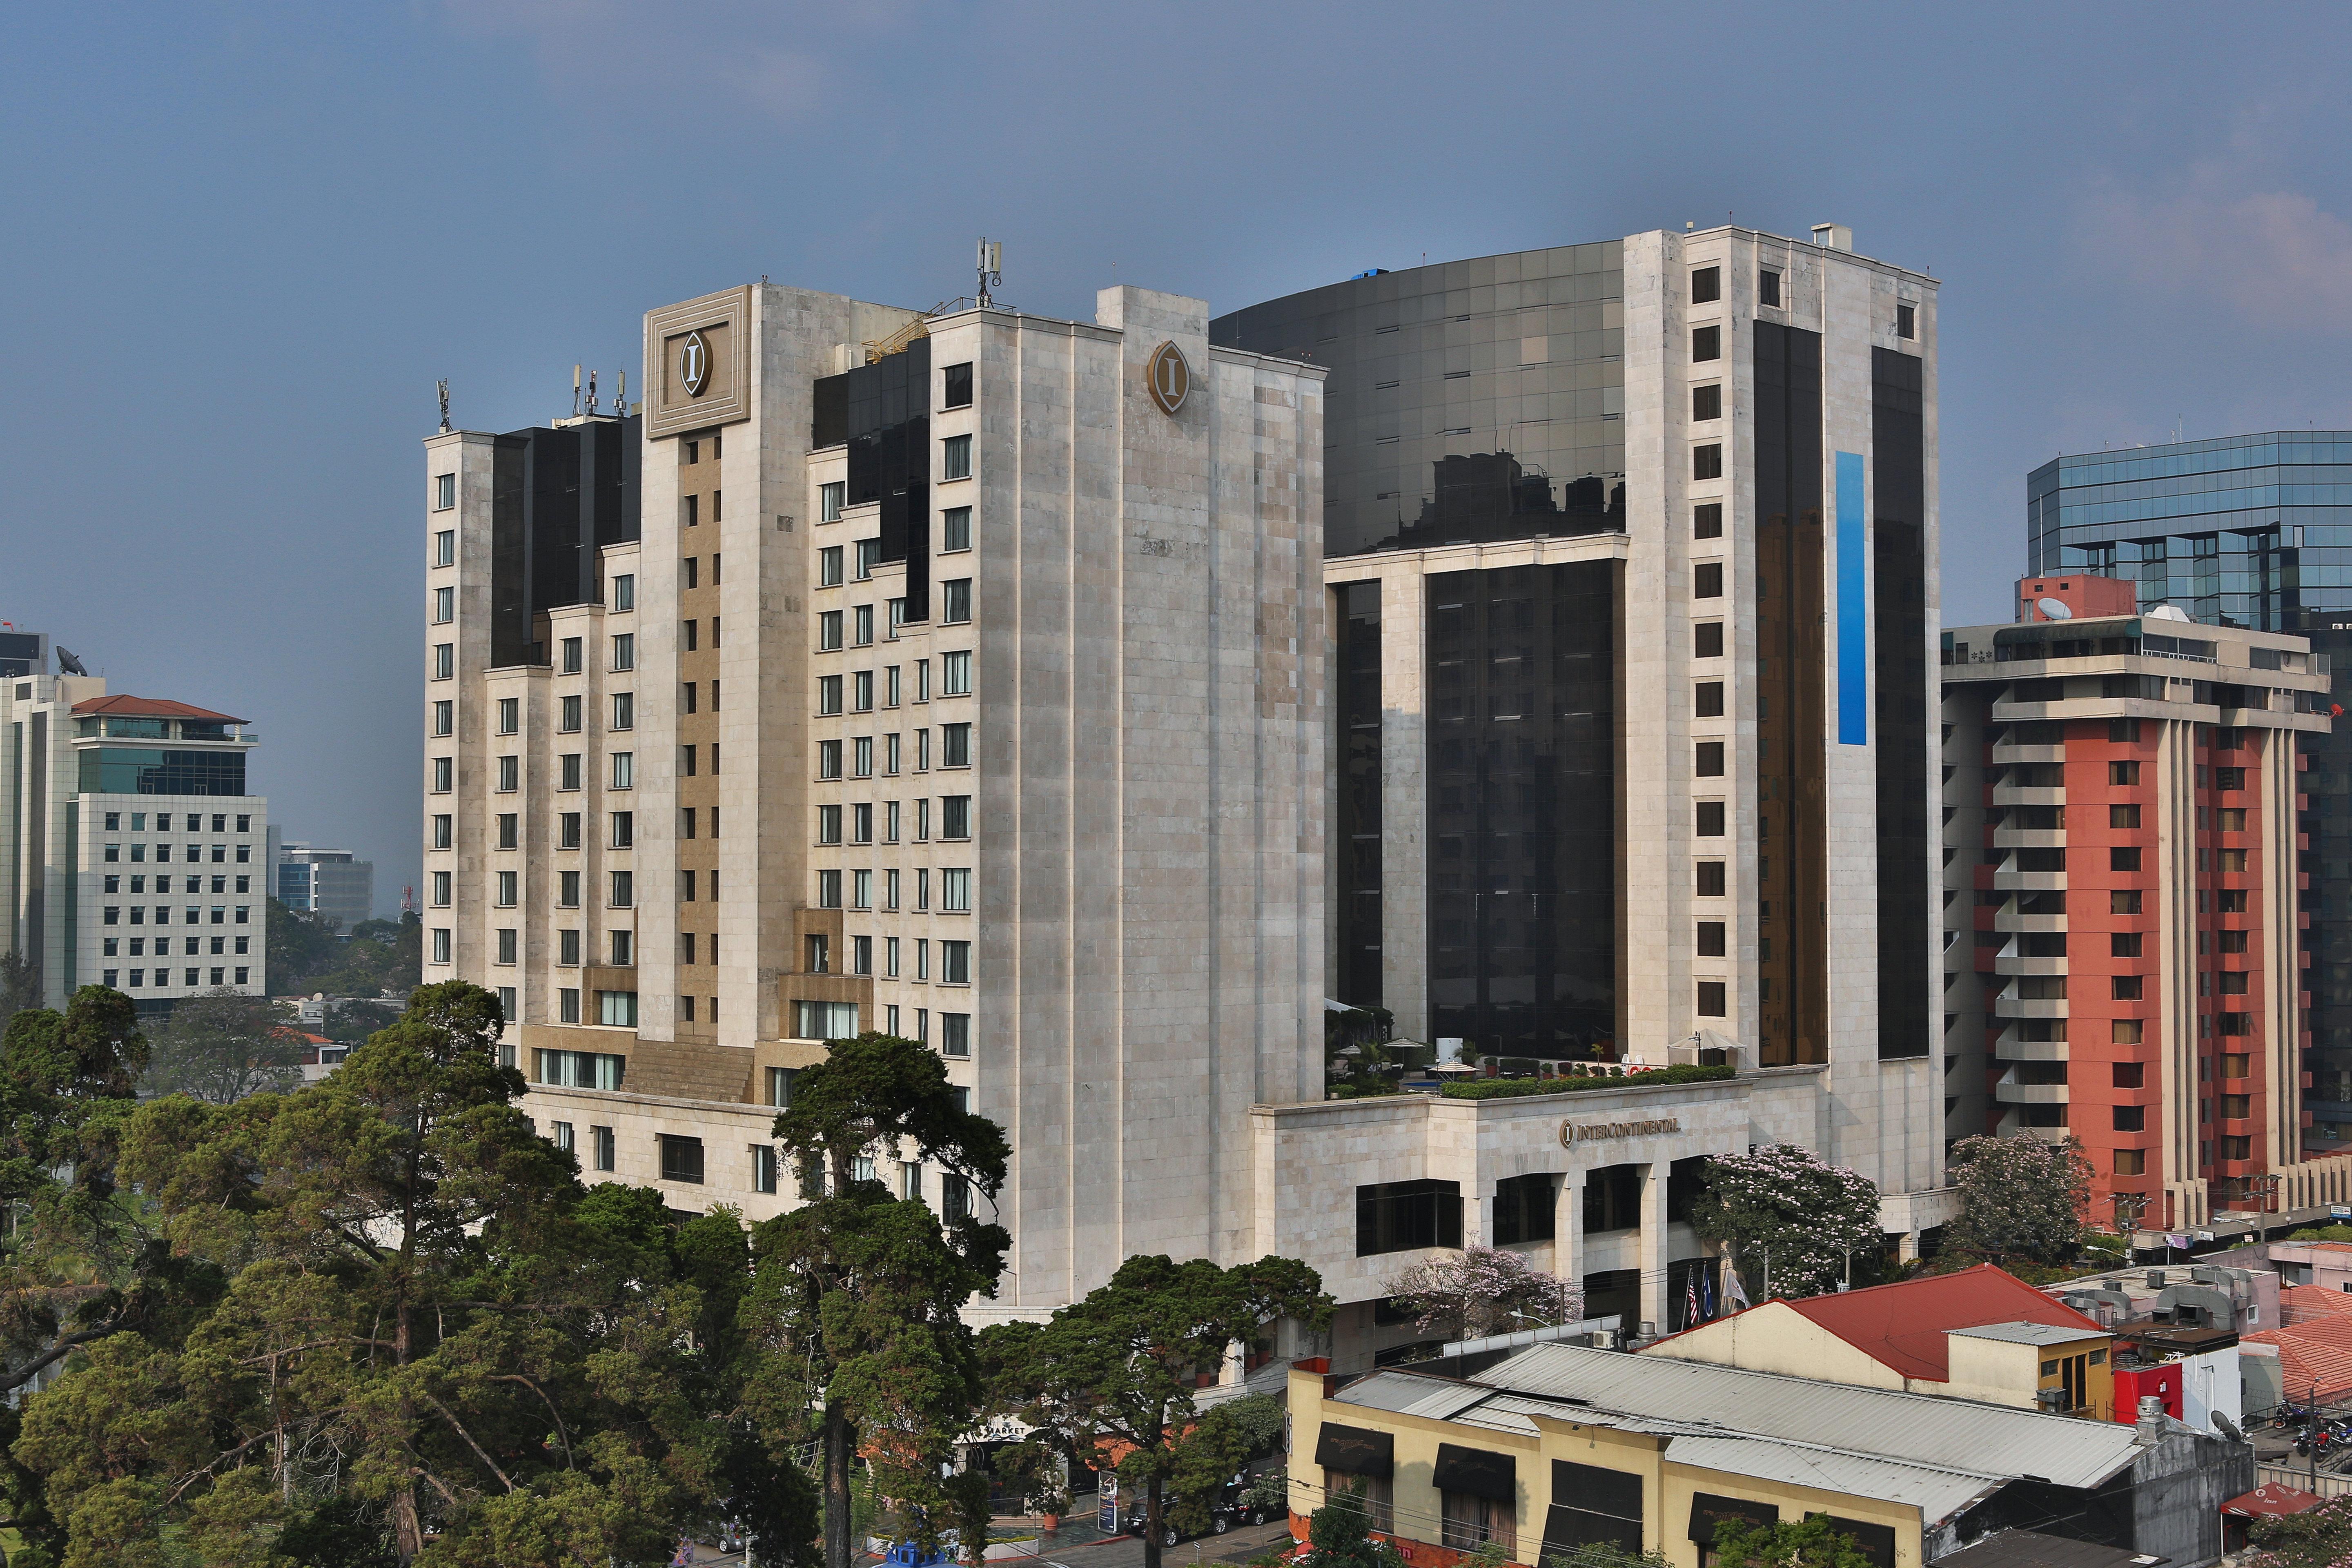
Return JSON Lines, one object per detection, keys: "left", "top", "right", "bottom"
{"left": 2282, "top": 1285, "right": 2352, "bottom": 1326}
{"left": 72, "top": 695, "right": 246, "bottom": 723}
{"left": 2245, "top": 1317, "right": 2352, "bottom": 1402}
{"left": 2222, "top": 1484, "right": 2322, "bottom": 1519}
{"left": 1778, "top": 1264, "right": 2106, "bottom": 1381}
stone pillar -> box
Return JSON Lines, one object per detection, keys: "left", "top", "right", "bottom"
{"left": 1639, "top": 1163, "right": 1669, "bottom": 1334}
{"left": 1553, "top": 1172, "right": 1584, "bottom": 1304}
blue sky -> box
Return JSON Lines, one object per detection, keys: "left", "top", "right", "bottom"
{"left": 7, "top": 2, "right": 2351, "bottom": 911}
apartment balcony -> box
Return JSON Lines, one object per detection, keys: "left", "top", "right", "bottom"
{"left": 1992, "top": 996, "right": 2069, "bottom": 1020}
{"left": 1996, "top": 1079, "right": 2071, "bottom": 1105}
{"left": 1992, "top": 827, "right": 2068, "bottom": 850}
{"left": 1993, "top": 954, "right": 2069, "bottom": 976}
{"left": 1991, "top": 744, "right": 2066, "bottom": 766}
{"left": 1991, "top": 785, "right": 2068, "bottom": 808}
{"left": 1993, "top": 911, "right": 2068, "bottom": 933}
{"left": 1993, "top": 1033, "right": 2069, "bottom": 1062}
{"left": 1993, "top": 869, "right": 2067, "bottom": 892}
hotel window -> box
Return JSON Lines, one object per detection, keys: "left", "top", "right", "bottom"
{"left": 1759, "top": 267, "right": 1782, "bottom": 307}
{"left": 916, "top": 938, "right": 929, "bottom": 978}
{"left": 940, "top": 650, "right": 973, "bottom": 697}
{"left": 941, "top": 1012, "right": 971, "bottom": 1058}
{"left": 855, "top": 605, "right": 874, "bottom": 646}
{"left": 941, "top": 579, "right": 972, "bottom": 624}
{"left": 435, "top": 473, "right": 456, "bottom": 510}
{"left": 855, "top": 737, "right": 874, "bottom": 778}
{"left": 559, "top": 753, "right": 581, "bottom": 791}
{"left": 497, "top": 755, "right": 519, "bottom": 792}
{"left": 433, "top": 586, "right": 454, "bottom": 624}
{"left": 820, "top": 610, "right": 844, "bottom": 650}
{"left": 942, "top": 723, "right": 971, "bottom": 768}
{"left": 942, "top": 506, "right": 972, "bottom": 552}
{"left": 609, "top": 870, "right": 634, "bottom": 908}
{"left": 432, "top": 814, "right": 452, "bottom": 849}
{"left": 1692, "top": 325, "right": 1720, "bottom": 362}
{"left": 916, "top": 730, "right": 931, "bottom": 771}
{"left": 496, "top": 871, "right": 517, "bottom": 907}
{"left": 820, "top": 546, "right": 844, "bottom": 586}
{"left": 886, "top": 666, "right": 902, "bottom": 707}
{"left": 820, "top": 481, "right": 845, "bottom": 522}
{"left": 1696, "top": 862, "right": 1727, "bottom": 897}
{"left": 1693, "top": 561, "right": 1723, "bottom": 598}
{"left": 432, "top": 929, "right": 451, "bottom": 964}
{"left": 886, "top": 736, "right": 902, "bottom": 777}
{"left": 819, "top": 739, "right": 843, "bottom": 779}
{"left": 561, "top": 637, "right": 582, "bottom": 674}
{"left": 1693, "top": 384, "right": 1722, "bottom": 421}
{"left": 432, "top": 700, "right": 452, "bottom": 737}
{"left": 1695, "top": 801, "right": 1725, "bottom": 837}
{"left": 819, "top": 675, "right": 843, "bottom": 715}
{"left": 942, "top": 434, "right": 972, "bottom": 480}
{"left": 559, "top": 927, "right": 581, "bottom": 966}
{"left": 941, "top": 795, "right": 971, "bottom": 839}
{"left": 611, "top": 753, "right": 634, "bottom": 789}
{"left": 853, "top": 870, "right": 873, "bottom": 909}
{"left": 916, "top": 802, "right": 931, "bottom": 843}
{"left": 610, "top": 930, "right": 635, "bottom": 965}
{"left": 682, "top": 557, "right": 699, "bottom": 590}
{"left": 610, "top": 811, "right": 634, "bottom": 849}
{"left": 854, "top": 671, "right": 874, "bottom": 711}
{"left": 496, "top": 928, "right": 517, "bottom": 964}
{"left": 1693, "top": 443, "right": 1723, "bottom": 481}
{"left": 853, "top": 935, "right": 873, "bottom": 975}
{"left": 751, "top": 1145, "right": 780, "bottom": 1194}
{"left": 556, "top": 987, "right": 580, "bottom": 1023}
{"left": 1694, "top": 502, "right": 1723, "bottom": 539}
{"left": 1695, "top": 742, "right": 1725, "bottom": 777}
{"left": 679, "top": 744, "right": 697, "bottom": 777}
{"left": 1695, "top": 621, "right": 1723, "bottom": 658}
{"left": 853, "top": 804, "right": 873, "bottom": 844}
{"left": 560, "top": 812, "right": 581, "bottom": 849}
{"left": 941, "top": 868, "right": 972, "bottom": 913}
{"left": 856, "top": 541, "right": 880, "bottom": 579}
{"left": 796, "top": 1001, "right": 861, "bottom": 1041}
{"left": 609, "top": 573, "right": 635, "bottom": 612}
{"left": 1697, "top": 921, "right": 1726, "bottom": 957}
{"left": 497, "top": 813, "right": 519, "bottom": 849}
{"left": 1897, "top": 303, "right": 1916, "bottom": 339}
{"left": 940, "top": 940, "right": 971, "bottom": 985}
{"left": 817, "top": 870, "right": 842, "bottom": 908}
{"left": 434, "top": 643, "right": 454, "bottom": 679}
{"left": 943, "top": 360, "right": 974, "bottom": 408}
{"left": 1695, "top": 682, "right": 1724, "bottom": 718}
{"left": 559, "top": 694, "right": 581, "bottom": 733}
{"left": 1690, "top": 265, "right": 1720, "bottom": 304}
{"left": 611, "top": 633, "right": 635, "bottom": 671}
{"left": 2110, "top": 847, "right": 2141, "bottom": 871}
{"left": 431, "top": 872, "right": 451, "bottom": 906}
{"left": 1697, "top": 981, "right": 1726, "bottom": 1016}
{"left": 886, "top": 935, "right": 901, "bottom": 976}
{"left": 611, "top": 692, "right": 633, "bottom": 731}
{"left": 681, "top": 619, "right": 698, "bottom": 651}
{"left": 592, "top": 1125, "right": 615, "bottom": 1171}
{"left": 659, "top": 1135, "right": 705, "bottom": 1185}
{"left": 817, "top": 805, "right": 842, "bottom": 844}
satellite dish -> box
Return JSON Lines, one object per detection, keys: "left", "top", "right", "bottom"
{"left": 54, "top": 646, "right": 87, "bottom": 676}
{"left": 2148, "top": 604, "right": 2192, "bottom": 622}
{"left": 2037, "top": 598, "right": 2073, "bottom": 620}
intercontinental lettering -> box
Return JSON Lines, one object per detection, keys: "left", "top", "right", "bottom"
{"left": 1559, "top": 1116, "right": 1682, "bottom": 1147}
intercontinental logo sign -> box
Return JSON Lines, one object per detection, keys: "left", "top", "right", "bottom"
{"left": 1559, "top": 1116, "right": 1682, "bottom": 1147}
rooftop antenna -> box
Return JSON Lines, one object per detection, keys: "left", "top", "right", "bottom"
{"left": 977, "top": 237, "right": 1002, "bottom": 308}
{"left": 572, "top": 364, "right": 582, "bottom": 419}
{"left": 586, "top": 369, "right": 599, "bottom": 416}
{"left": 617, "top": 368, "right": 626, "bottom": 416}
{"left": 437, "top": 379, "right": 450, "bottom": 434}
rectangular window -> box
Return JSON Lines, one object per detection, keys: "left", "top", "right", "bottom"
{"left": 942, "top": 506, "right": 972, "bottom": 552}
{"left": 818, "top": 674, "right": 843, "bottom": 714}
{"left": 497, "top": 813, "right": 519, "bottom": 850}
{"left": 2112, "top": 889, "right": 2142, "bottom": 914}
{"left": 558, "top": 694, "right": 581, "bottom": 734}
{"left": 820, "top": 480, "right": 845, "bottom": 521}
{"left": 940, "top": 940, "right": 971, "bottom": 984}
{"left": 497, "top": 755, "right": 519, "bottom": 792}
{"left": 592, "top": 1125, "right": 615, "bottom": 1171}
{"left": 942, "top": 434, "right": 972, "bottom": 480}
{"left": 1690, "top": 265, "right": 1720, "bottom": 304}
{"left": 855, "top": 604, "right": 874, "bottom": 646}
{"left": 611, "top": 633, "right": 635, "bottom": 671}
{"left": 610, "top": 812, "right": 633, "bottom": 849}
{"left": 818, "top": 739, "right": 842, "bottom": 779}
{"left": 608, "top": 870, "right": 634, "bottom": 908}
{"left": 852, "top": 737, "right": 873, "bottom": 778}
{"left": 659, "top": 1135, "right": 705, "bottom": 1185}
{"left": 496, "top": 928, "right": 517, "bottom": 964}
{"left": 2112, "top": 975, "right": 2143, "bottom": 1000}
{"left": 2218, "top": 848, "right": 2248, "bottom": 873}
{"left": 1695, "top": 741, "right": 1725, "bottom": 777}
{"left": 942, "top": 867, "right": 973, "bottom": 912}
{"left": 434, "top": 643, "right": 454, "bottom": 680}
{"left": 610, "top": 692, "right": 633, "bottom": 731}
{"left": 941, "top": 1011, "right": 973, "bottom": 1058}
{"left": 2109, "top": 804, "right": 2140, "bottom": 829}
{"left": 817, "top": 805, "right": 842, "bottom": 844}
{"left": 1693, "top": 502, "right": 1723, "bottom": 539}
{"left": 556, "top": 812, "right": 580, "bottom": 850}
{"left": 853, "top": 804, "right": 873, "bottom": 844}
{"left": 2114, "top": 1106, "right": 2146, "bottom": 1132}
{"left": 942, "top": 723, "right": 971, "bottom": 768}
{"left": 1697, "top": 980, "right": 1726, "bottom": 1016}
{"left": 1692, "top": 324, "right": 1721, "bottom": 362}
{"left": 2216, "top": 766, "right": 2246, "bottom": 791}
{"left": 853, "top": 934, "right": 873, "bottom": 975}
{"left": 1695, "top": 681, "right": 1724, "bottom": 717}
{"left": 433, "top": 585, "right": 454, "bottom": 623}
{"left": 2110, "top": 847, "right": 2141, "bottom": 871}
{"left": 1695, "top": 801, "right": 1725, "bottom": 837}
{"left": 941, "top": 579, "right": 972, "bottom": 623}
{"left": 432, "top": 928, "right": 452, "bottom": 964}
{"left": 795, "top": 1000, "right": 861, "bottom": 1040}
{"left": 1693, "top": 383, "right": 1722, "bottom": 421}
{"left": 819, "top": 610, "right": 843, "bottom": 650}
{"left": 943, "top": 360, "right": 974, "bottom": 408}
{"left": 611, "top": 753, "right": 633, "bottom": 789}
{"left": 679, "top": 744, "right": 697, "bottom": 777}
{"left": 1695, "top": 621, "right": 1723, "bottom": 658}
{"left": 431, "top": 813, "right": 452, "bottom": 850}
{"left": 817, "top": 870, "right": 842, "bottom": 908}
{"left": 1697, "top": 921, "right": 1726, "bottom": 957}
{"left": 751, "top": 1145, "right": 779, "bottom": 1194}
{"left": 682, "top": 557, "right": 699, "bottom": 590}
{"left": 940, "top": 650, "right": 973, "bottom": 696}
{"left": 1896, "top": 302, "right": 1916, "bottom": 339}
{"left": 495, "top": 870, "right": 517, "bottom": 907}
{"left": 2111, "top": 932, "right": 2143, "bottom": 958}
{"left": 1697, "top": 862, "right": 1727, "bottom": 897}
{"left": 557, "top": 753, "right": 581, "bottom": 791}
{"left": 1760, "top": 268, "right": 1782, "bottom": 307}
{"left": 820, "top": 546, "right": 844, "bottom": 586}
{"left": 1355, "top": 1178, "right": 1463, "bottom": 1256}
{"left": 561, "top": 636, "right": 582, "bottom": 674}
{"left": 432, "top": 699, "right": 452, "bottom": 737}
{"left": 853, "top": 869, "right": 873, "bottom": 908}
{"left": 435, "top": 473, "right": 456, "bottom": 511}
{"left": 1693, "top": 443, "right": 1723, "bottom": 481}
{"left": 610, "top": 573, "right": 634, "bottom": 612}
{"left": 854, "top": 670, "right": 874, "bottom": 711}
{"left": 1693, "top": 561, "right": 1723, "bottom": 598}
{"left": 941, "top": 795, "right": 971, "bottom": 839}
{"left": 916, "top": 937, "right": 929, "bottom": 978}
{"left": 681, "top": 619, "right": 697, "bottom": 652}
{"left": 856, "top": 539, "right": 879, "bottom": 579}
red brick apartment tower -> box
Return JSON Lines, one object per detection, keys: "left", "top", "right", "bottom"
{"left": 1942, "top": 586, "right": 2349, "bottom": 1232}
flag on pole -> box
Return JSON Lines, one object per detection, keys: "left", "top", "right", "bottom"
{"left": 1699, "top": 1266, "right": 1715, "bottom": 1322}
{"left": 1684, "top": 1270, "right": 1700, "bottom": 1330}
{"left": 1722, "top": 1258, "right": 1751, "bottom": 1313}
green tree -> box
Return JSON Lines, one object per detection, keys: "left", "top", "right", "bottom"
{"left": 142, "top": 987, "right": 305, "bottom": 1102}
{"left": 984, "top": 1255, "right": 1332, "bottom": 1568}
{"left": 1299, "top": 1494, "right": 1404, "bottom": 1568}
{"left": 2248, "top": 1491, "right": 2352, "bottom": 1568}
{"left": 1944, "top": 1134, "right": 2093, "bottom": 1265}
{"left": 1689, "top": 1144, "right": 1882, "bottom": 1301}
{"left": 265, "top": 898, "right": 340, "bottom": 995}
{"left": 1706, "top": 1514, "right": 1875, "bottom": 1568}
{"left": 14, "top": 982, "right": 748, "bottom": 1567}
{"left": 753, "top": 1032, "right": 1012, "bottom": 1568}
{"left": 0, "top": 949, "right": 39, "bottom": 1036}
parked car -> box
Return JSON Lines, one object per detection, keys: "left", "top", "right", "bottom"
{"left": 1123, "top": 1477, "right": 1268, "bottom": 1545}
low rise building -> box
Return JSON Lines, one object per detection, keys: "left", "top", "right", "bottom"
{"left": 1291, "top": 1341, "right": 2248, "bottom": 1568}
{"left": 276, "top": 842, "right": 374, "bottom": 933}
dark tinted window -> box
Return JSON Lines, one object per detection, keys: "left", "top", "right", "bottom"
{"left": 1695, "top": 800, "right": 1725, "bottom": 835}
{"left": 1694, "top": 621, "right": 1724, "bottom": 658}
{"left": 1356, "top": 1179, "right": 1462, "bottom": 1255}
{"left": 1693, "top": 383, "right": 1721, "bottom": 421}
{"left": 1693, "top": 503, "right": 1722, "bottom": 539}
{"left": 1693, "top": 562, "right": 1723, "bottom": 598}
{"left": 1759, "top": 269, "right": 1782, "bottom": 307}
{"left": 942, "top": 361, "right": 974, "bottom": 408}
{"left": 1695, "top": 681, "right": 1724, "bottom": 717}
{"left": 1690, "top": 266, "right": 1720, "bottom": 304}
{"left": 1693, "top": 444, "right": 1722, "bottom": 480}
{"left": 1692, "top": 325, "right": 1721, "bottom": 362}
{"left": 659, "top": 1134, "right": 705, "bottom": 1184}
{"left": 1696, "top": 921, "right": 1726, "bottom": 957}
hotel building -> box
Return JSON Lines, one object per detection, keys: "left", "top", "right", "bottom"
{"left": 1942, "top": 578, "right": 2343, "bottom": 1229}
{"left": 2, "top": 662, "right": 269, "bottom": 1015}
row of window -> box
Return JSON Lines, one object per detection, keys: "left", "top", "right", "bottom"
{"left": 103, "top": 905, "right": 251, "bottom": 926}
{"left": 105, "top": 874, "right": 252, "bottom": 893}
{"left": 816, "top": 659, "right": 964, "bottom": 713}
{"left": 101, "top": 842, "right": 252, "bottom": 865}
{"left": 817, "top": 728, "right": 963, "bottom": 777}
{"left": 804, "top": 930, "right": 969, "bottom": 982}
{"left": 104, "top": 935, "right": 251, "bottom": 957}
{"left": 102, "top": 966, "right": 250, "bottom": 988}
{"left": 817, "top": 795, "right": 971, "bottom": 846}
{"left": 101, "top": 811, "right": 252, "bottom": 833}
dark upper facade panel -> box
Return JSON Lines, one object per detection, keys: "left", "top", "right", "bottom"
{"left": 1211, "top": 245, "right": 1626, "bottom": 559}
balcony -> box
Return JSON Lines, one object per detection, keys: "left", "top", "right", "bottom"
{"left": 1991, "top": 744, "right": 2066, "bottom": 766}
{"left": 1993, "top": 1033, "right": 2069, "bottom": 1062}
{"left": 1993, "top": 954, "right": 2069, "bottom": 977}
{"left": 1993, "top": 869, "right": 2068, "bottom": 892}
{"left": 1992, "top": 996, "right": 2069, "bottom": 1020}
{"left": 1992, "top": 911, "right": 2068, "bottom": 933}
{"left": 1991, "top": 785, "right": 2067, "bottom": 808}
{"left": 1996, "top": 1078, "right": 2071, "bottom": 1105}
{"left": 1993, "top": 828, "right": 2068, "bottom": 851}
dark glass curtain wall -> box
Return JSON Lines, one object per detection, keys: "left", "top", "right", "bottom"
{"left": 1872, "top": 347, "right": 1931, "bottom": 1060}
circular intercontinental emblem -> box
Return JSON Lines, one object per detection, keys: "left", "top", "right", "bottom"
{"left": 680, "top": 330, "right": 711, "bottom": 398}
{"left": 1147, "top": 340, "right": 1190, "bottom": 416}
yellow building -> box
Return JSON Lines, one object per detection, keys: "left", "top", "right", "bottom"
{"left": 1289, "top": 1342, "right": 2179, "bottom": 1568}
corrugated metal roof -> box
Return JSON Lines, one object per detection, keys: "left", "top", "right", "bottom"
{"left": 1661, "top": 1434, "right": 2005, "bottom": 1520}
{"left": 1948, "top": 1321, "right": 2103, "bottom": 1347}
{"left": 1466, "top": 1344, "right": 2143, "bottom": 1491}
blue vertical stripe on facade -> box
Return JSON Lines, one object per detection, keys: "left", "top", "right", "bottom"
{"left": 1836, "top": 450, "right": 1868, "bottom": 744}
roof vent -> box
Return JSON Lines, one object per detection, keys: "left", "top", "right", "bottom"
{"left": 1811, "top": 223, "right": 1853, "bottom": 253}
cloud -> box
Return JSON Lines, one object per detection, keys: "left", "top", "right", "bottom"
{"left": 2082, "top": 151, "right": 2352, "bottom": 332}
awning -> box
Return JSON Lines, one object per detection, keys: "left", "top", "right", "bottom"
{"left": 1553, "top": 1459, "right": 1644, "bottom": 1523}
{"left": 1543, "top": 1506, "right": 1643, "bottom": 1559}
{"left": 1689, "top": 1494, "right": 1780, "bottom": 1546}
{"left": 2221, "top": 1484, "right": 2321, "bottom": 1519}
{"left": 1434, "top": 1443, "right": 1517, "bottom": 1503}
{"left": 1314, "top": 1423, "right": 1394, "bottom": 1479}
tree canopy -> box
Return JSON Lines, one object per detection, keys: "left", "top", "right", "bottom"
{"left": 1706, "top": 1514, "right": 1877, "bottom": 1568}
{"left": 1382, "top": 1245, "right": 1581, "bottom": 1342}
{"left": 1688, "top": 1144, "right": 1882, "bottom": 1301}
{"left": 142, "top": 986, "right": 306, "bottom": 1102}
{"left": 984, "top": 1254, "right": 1331, "bottom": 1568}
{"left": 1944, "top": 1134, "right": 2093, "bottom": 1265}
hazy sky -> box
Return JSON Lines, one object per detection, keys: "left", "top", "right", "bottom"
{"left": 7, "top": 2, "right": 2352, "bottom": 910}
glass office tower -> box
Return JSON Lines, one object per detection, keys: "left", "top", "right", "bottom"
{"left": 2027, "top": 433, "right": 2352, "bottom": 1147}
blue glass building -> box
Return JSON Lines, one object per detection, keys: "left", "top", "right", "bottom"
{"left": 2028, "top": 432, "right": 2352, "bottom": 1143}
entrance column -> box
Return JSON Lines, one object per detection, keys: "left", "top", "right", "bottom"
{"left": 1639, "top": 1163, "right": 1669, "bottom": 1334}
{"left": 1552, "top": 1170, "right": 1584, "bottom": 1307}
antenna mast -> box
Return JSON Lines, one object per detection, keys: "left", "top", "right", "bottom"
{"left": 437, "top": 379, "right": 450, "bottom": 434}
{"left": 977, "top": 237, "right": 1002, "bottom": 309}
{"left": 572, "top": 364, "right": 582, "bottom": 419}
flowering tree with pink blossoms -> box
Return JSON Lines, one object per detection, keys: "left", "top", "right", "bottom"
{"left": 1382, "top": 1245, "right": 1582, "bottom": 1341}
{"left": 1688, "top": 1143, "right": 1882, "bottom": 1302}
